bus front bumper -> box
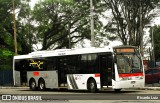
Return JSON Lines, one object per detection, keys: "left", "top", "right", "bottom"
{"left": 112, "top": 80, "right": 144, "bottom": 89}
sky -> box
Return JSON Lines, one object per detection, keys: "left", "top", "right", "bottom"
{"left": 30, "top": 0, "right": 39, "bottom": 8}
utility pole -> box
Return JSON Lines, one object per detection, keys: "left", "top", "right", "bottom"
{"left": 139, "top": 0, "right": 143, "bottom": 57}
{"left": 28, "top": 1, "right": 32, "bottom": 52}
{"left": 90, "top": 0, "right": 95, "bottom": 47}
{"left": 12, "top": 0, "right": 18, "bottom": 55}
{"left": 151, "top": 27, "right": 155, "bottom": 67}
{"left": 68, "top": 23, "right": 71, "bottom": 49}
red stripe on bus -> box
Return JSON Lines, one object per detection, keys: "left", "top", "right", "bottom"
{"left": 95, "top": 74, "right": 100, "bottom": 77}
{"left": 119, "top": 72, "right": 143, "bottom": 77}
{"left": 33, "top": 72, "right": 39, "bottom": 76}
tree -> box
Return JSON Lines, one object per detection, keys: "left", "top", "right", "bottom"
{"left": 0, "top": 0, "right": 20, "bottom": 70}
{"left": 103, "top": 0, "right": 160, "bottom": 48}
{"left": 0, "top": 0, "right": 35, "bottom": 54}
{"left": 150, "top": 25, "right": 160, "bottom": 62}
{"left": 31, "top": 0, "right": 105, "bottom": 50}
{"left": 0, "top": 0, "right": 34, "bottom": 70}
{"left": 0, "top": 0, "right": 18, "bottom": 51}
{"left": 17, "top": 0, "right": 36, "bottom": 54}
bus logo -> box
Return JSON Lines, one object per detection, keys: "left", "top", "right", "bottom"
{"left": 29, "top": 60, "right": 44, "bottom": 69}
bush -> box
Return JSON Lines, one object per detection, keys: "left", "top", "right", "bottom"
{"left": 0, "top": 49, "right": 14, "bottom": 70}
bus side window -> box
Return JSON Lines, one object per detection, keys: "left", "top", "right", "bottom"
{"left": 80, "top": 54, "right": 99, "bottom": 74}
{"left": 66, "top": 55, "right": 79, "bottom": 74}
{"left": 80, "top": 55, "right": 88, "bottom": 73}
{"left": 46, "top": 57, "right": 57, "bottom": 70}
{"left": 88, "top": 54, "right": 99, "bottom": 73}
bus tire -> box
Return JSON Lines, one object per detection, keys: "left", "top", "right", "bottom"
{"left": 114, "top": 89, "right": 121, "bottom": 92}
{"left": 38, "top": 79, "right": 46, "bottom": 91}
{"left": 87, "top": 79, "right": 97, "bottom": 93}
{"left": 29, "top": 79, "right": 37, "bottom": 90}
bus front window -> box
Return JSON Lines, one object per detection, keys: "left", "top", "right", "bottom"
{"left": 116, "top": 53, "right": 142, "bottom": 74}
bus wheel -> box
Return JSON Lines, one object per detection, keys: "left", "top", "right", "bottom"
{"left": 114, "top": 89, "right": 121, "bottom": 92}
{"left": 38, "top": 79, "right": 46, "bottom": 91}
{"left": 29, "top": 79, "right": 37, "bottom": 90}
{"left": 88, "top": 79, "right": 97, "bottom": 93}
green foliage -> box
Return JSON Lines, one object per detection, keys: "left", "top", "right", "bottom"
{"left": 31, "top": 0, "right": 105, "bottom": 49}
{"left": 0, "top": 0, "right": 31, "bottom": 70}
{"left": 0, "top": 48, "right": 14, "bottom": 70}
{"left": 0, "top": 49, "right": 14, "bottom": 58}
{"left": 149, "top": 25, "right": 160, "bottom": 61}
{"left": 104, "top": 0, "right": 160, "bottom": 47}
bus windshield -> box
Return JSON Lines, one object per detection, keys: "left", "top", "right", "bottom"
{"left": 116, "top": 53, "right": 142, "bottom": 73}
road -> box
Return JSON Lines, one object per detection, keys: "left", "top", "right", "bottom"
{"left": 0, "top": 87, "right": 160, "bottom": 103}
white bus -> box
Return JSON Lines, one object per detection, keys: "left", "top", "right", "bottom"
{"left": 13, "top": 46, "right": 144, "bottom": 92}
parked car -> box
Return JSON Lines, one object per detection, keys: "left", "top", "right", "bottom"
{"left": 145, "top": 68, "right": 160, "bottom": 84}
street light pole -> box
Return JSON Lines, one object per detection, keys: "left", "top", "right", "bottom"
{"left": 151, "top": 27, "right": 155, "bottom": 86}
{"left": 12, "top": 0, "right": 18, "bottom": 55}
{"left": 151, "top": 27, "right": 155, "bottom": 67}
{"left": 90, "top": 0, "right": 95, "bottom": 47}
{"left": 139, "top": 0, "right": 143, "bottom": 57}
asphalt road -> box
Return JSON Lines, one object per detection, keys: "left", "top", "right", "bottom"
{"left": 0, "top": 87, "right": 160, "bottom": 103}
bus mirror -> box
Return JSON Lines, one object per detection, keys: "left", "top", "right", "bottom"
{"left": 114, "top": 58, "right": 117, "bottom": 63}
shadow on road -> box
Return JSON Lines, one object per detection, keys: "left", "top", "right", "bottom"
{"left": 18, "top": 88, "right": 141, "bottom": 94}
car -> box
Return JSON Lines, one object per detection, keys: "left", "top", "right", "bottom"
{"left": 145, "top": 68, "right": 160, "bottom": 84}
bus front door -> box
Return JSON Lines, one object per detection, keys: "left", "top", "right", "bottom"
{"left": 100, "top": 54, "right": 112, "bottom": 88}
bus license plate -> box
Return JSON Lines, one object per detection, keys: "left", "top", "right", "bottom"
{"left": 131, "top": 81, "right": 136, "bottom": 84}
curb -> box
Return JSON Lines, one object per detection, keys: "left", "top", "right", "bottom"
{"left": 129, "top": 87, "right": 160, "bottom": 90}
{"left": 141, "top": 87, "right": 160, "bottom": 90}
{"left": 0, "top": 86, "right": 29, "bottom": 89}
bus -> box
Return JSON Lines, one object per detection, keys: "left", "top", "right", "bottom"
{"left": 13, "top": 46, "right": 145, "bottom": 92}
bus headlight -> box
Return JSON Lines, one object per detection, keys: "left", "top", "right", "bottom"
{"left": 119, "top": 77, "right": 128, "bottom": 80}
{"left": 139, "top": 76, "right": 144, "bottom": 79}
{"left": 120, "top": 77, "right": 132, "bottom": 80}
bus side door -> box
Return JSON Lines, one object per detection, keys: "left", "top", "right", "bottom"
{"left": 99, "top": 54, "right": 112, "bottom": 87}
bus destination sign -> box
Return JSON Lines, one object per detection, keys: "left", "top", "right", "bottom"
{"left": 115, "top": 48, "right": 134, "bottom": 53}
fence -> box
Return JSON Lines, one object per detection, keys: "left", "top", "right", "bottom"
{"left": 0, "top": 70, "right": 13, "bottom": 86}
